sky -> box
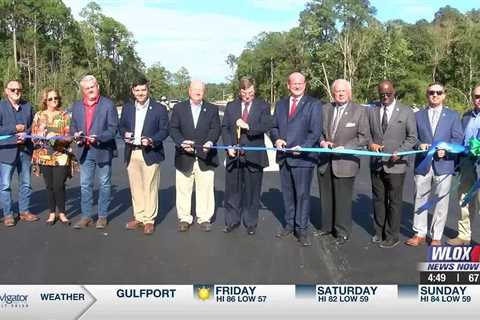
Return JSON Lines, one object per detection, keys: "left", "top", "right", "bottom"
{"left": 62, "top": 0, "right": 478, "bottom": 84}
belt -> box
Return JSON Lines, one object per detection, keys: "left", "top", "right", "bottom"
{"left": 131, "top": 145, "right": 143, "bottom": 151}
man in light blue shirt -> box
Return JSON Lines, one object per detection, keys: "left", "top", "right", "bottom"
{"left": 448, "top": 84, "right": 480, "bottom": 245}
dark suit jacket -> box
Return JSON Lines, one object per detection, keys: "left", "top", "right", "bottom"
{"left": 367, "top": 101, "right": 417, "bottom": 174}
{"left": 414, "top": 107, "right": 463, "bottom": 175}
{"left": 0, "top": 98, "right": 34, "bottom": 164}
{"left": 221, "top": 98, "right": 272, "bottom": 170}
{"left": 270, "top": 95, "right": 323, "bottom": 168}
{"left": 169, "top": 100, "right": 221, "bottom": 172}
{"left": 318, "top": 102, "right": 369, "bottom": 178}
{"left": 70, "top": 96, "right": 119, "bottom": 164}
{"left": 119, "top": 99, "right": 169, "bottom": 166}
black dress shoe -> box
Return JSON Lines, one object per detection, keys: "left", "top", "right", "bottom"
{"left": 379, "top": 239, "right": 400, "bottom": 249}
{"left": 276, "top": 228, "right": 293, "bottom": 238}
{"left": 246, "top": 226, "right": 256, "bottom": 235}
{"left": 335, "top": 236, "right": 349, "bottom": 245}
{"left": 298, "top": 235, "right": 312, "bottom": 247}
{"left": 223, "top": 223, "right": 240, "bottom": 233}
{"left": 313, "top": 230, "right": 331, "bottom": 237}
{"left": 371, "top": 235, "right": 382, "bottom": 244}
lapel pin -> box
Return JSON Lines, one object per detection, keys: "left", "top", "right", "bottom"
{"left": 203, "top": 108, "right": 206, "bottom": 112}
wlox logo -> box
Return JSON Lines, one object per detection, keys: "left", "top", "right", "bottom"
{"left": 428, "top": 245, "right": 480, "bottom": 262}
{"left": 0, "top": 293, "right": 29, "bottom": 308}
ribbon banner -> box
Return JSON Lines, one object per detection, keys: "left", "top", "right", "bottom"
{"left": 0, "top": 134, "right": 89, "bottom": 141}
{"left": 208, "top": 144, "right": 426, "bottom": 158}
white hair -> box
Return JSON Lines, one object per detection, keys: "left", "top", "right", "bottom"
{"left": 80, "top": 75, "right": 98, "bottom": 85}
{"left": 331, "top": 79, "right": 351, "bottom": 92}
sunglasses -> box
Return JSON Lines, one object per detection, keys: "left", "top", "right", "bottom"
{"left": 428, "top": 90, "right": 444, "bottom": 96}
{"left": 47, "top": 97, "right": 59, "bottom": 102}
{"left": 379, "top": 92, "right": 394, "bottom": 97}
{"left": 8, "top": 88, "right": 22, "bottom": 93}
{"left": 474, "top": 95, "right": 480, "bottom": 99}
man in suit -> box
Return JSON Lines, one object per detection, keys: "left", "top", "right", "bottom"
{"left": 119, "top": 77, "right": 169, "bottom": 235}
{"left": 316, "top": 79, "right": 369, "bottom": 245}
{"left": 0, "top": 80, "right": 38, "bottom": 226}
{"left": 367, "top": 80, "right": 417, "bottom": 248}
{"left": 270, "top": 72, "right": 322, "bottom": 246}
{"left": 447, "top": 84, "right": 480, "bottom": 246}
{"left": 71, "top": 75, "right": 119, "bottom": 229}
{"left": 221, "top": 76, "right": 272, "bottom": 235}
{"left": 405, "top": 83, "right": 463, "bottom": 246}
{"left": 169, "top": 80, "right": 221, "bottom": 232}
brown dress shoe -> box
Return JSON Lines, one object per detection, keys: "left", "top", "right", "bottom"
{"left": 405, "top": 235, "right": 426, "bottom": 246}
{"left": 73, "top": 217, "right": 93, "bottom": 229}
{"left": 19, "top": 212, "right": 39, "bottom": 222}
{"left": 96, "top": 217, "right": 108, "bottom": 229}
{"left": 430, "top": 240, "right": 442, "bottom": 246}
{"left": 447, "top": 237, "right": 471, "bottom": 246}
{"left": 126, "top": 219, "right": 143, "bottom": 230}
{"left": 3, "top": 215, "right": 16, "bottom": 227}
{"left": 144, "top": 223, "right": 154, "bottom": 235}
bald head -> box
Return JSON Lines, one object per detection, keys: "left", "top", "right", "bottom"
{"left": 287, "top": 72, "right": 306, "bottom": 98}
{"left": 473, "top": 84, "right": 480, "bottom": 109}
{"left": 189, "top": 80, "right": 205, "bottom": 104}
{"left": 332, "top": 79, "right": 352, "bottom": 104}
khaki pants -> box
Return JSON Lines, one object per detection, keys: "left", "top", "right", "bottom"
{"left": 413, "top": 167, "right": 452, "bottom": 240}
{"left": 456, "top": 158, "right": 480, "bottom": 241}
{"left": 127, "top": 150, "right": 160, "bottom": 224}
{"left": 175, "top": 160, "right": 215, "bottom": 224}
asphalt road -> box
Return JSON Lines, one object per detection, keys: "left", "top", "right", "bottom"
{"left": 0, "top": 138, "right": 477, "bottom": 284}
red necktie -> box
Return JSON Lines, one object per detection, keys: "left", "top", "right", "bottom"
{"left": 288, "top": 98, "right": 297, "bottom": 118}
{"left": 242, "top": 103, "right": 250, "bottom": 122}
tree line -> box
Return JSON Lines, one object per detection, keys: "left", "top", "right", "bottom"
{"left": 228, "top": 0, "right": 480, "bottom": 112}
{"left": 2, "top": 1, "right": 479, "bottom": 111}
{"left": 0, "top": 0, "right": 229, "bottom": 109}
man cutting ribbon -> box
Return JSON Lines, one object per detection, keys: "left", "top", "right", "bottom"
{"left": 405, "top": 83, "right": 464, "bottom": 247}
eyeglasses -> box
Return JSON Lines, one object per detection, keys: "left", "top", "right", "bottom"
{"left": 47, "top": 97, "right": 59, "bottom": 102}
{"left": 379, "top": 92, "right": 394, "bottom": 97}
{"left": 428, "top": 90, "right": 444, "bottom": 96}
{"left": 474, "top": 94, "right": 480, "bottom": 99}
{"left": 8, "top": 88, "right": 22, "bottom": 93}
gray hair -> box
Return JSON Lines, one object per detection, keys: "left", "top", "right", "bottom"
{"left": 331, "top": 79, "right": 351, "bottom": 92}
{"left": 80, "top": 75, "right": 98, "bottom": 85}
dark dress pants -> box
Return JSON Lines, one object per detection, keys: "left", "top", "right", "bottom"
{"left": 371, "top": 170, "right": 405, "bottom": 241}
{"left": 279, "top": 162, "right": 313, "bottom": 237}
{"left": 317, "top": 163, "right": 354, "bottom": 238}
{"left": 224, "top": 159, "right": 263, "bottom": 228}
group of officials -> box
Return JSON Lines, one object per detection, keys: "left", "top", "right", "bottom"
{"left": 1, "top": 73, "right": 479, "bottom": 248}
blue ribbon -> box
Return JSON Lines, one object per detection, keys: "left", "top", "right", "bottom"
{"left": 414, "top": 142, "right": 466, "bottom": 213}
{"left": 209, "top": 144, "right": 426, "bottom": 157}
{"left": 415, "top": 141, "right": 466, "bottom": 175}
{"left": 0, "top": 134, "right": 75, "bottom": 141}
{"left": 461, "top": 178, "right": 480, "bottom": 207}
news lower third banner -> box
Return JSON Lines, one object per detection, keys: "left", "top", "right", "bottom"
{"left": 1, "top": 283, "right": 480, "bottom": 318}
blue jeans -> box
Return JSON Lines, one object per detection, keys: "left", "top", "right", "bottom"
{"left": 80, "top": 150, "right": 112, "bottom": 218}
{"left": 0, "top": 151, "right": 32, "bottom": 217}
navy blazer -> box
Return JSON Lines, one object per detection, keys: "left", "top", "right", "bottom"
{"left": 119, "top": 100, "right": 169, "bottom": 166}
{"left": 221, "top": 98, "right": 273, "bottom": 169}
{"left": 270, "top": 95, "right": 323, "bottom": 168}
{"left": 70, "top": 96, "right": 119, "bottom": 164}
{"left": 169, "top": 100, "right": 221, "bottom": 172}
{"left": 0, "top": 98, "right": 34, "bottom": 164}
{"left": 414, "top": 107, "right": 463, "bottom": 175}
